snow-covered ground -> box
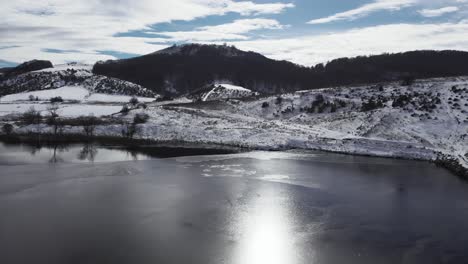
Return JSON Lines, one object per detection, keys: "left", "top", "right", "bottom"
{"left": 1, "top": 76, "right": 467, "bottom": 170}
{"left": 33, "top": 63, "right": 93, "bottom": 73}
{"left": 0, "top": 86, "right": 156, "bottom": 103}
{"left": 0, "top": 103, "right": 122, "bottom": 117}
{"left": 0, "top": 86, "right": 89, "bottom": 102}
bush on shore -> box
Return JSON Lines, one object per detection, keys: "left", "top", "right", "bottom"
{"left": 133, "top": 113, "right": 149, "bottom": 124}
{"left": 22, "top": 107, "right": 42, "bottom": 124}
{"left": 2, "top": 123, "right": 14, "bottom": 135}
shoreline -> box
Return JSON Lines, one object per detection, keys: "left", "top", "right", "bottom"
{"left": 1, "top": 132, "right": 466, "bottom": 180}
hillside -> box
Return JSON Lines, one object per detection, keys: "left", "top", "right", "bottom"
{"left": 0, "top": 63, "right": 157, "bottom": 98}
{"left": 0, "top": 60, "right": 53, "bottom": 79}
{"left": 1, "top": 76, "right": 466, "bottom": 172}
{"left": 93, "top": 44, "right": 308, "bottom": 95}
{"left": 93, "top": 44, "right": 468, "bottom": 95}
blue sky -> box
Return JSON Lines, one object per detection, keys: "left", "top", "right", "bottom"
{"left": 1, "top": 0, "right": 468, "bottom": 67}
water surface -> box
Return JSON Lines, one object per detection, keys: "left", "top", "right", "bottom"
{"left": 0, "top": 143, "right": 467, "bottom": 264}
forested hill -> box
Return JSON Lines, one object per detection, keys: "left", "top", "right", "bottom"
{"left": 92, "top": 44, "right": 468, "bottom": 95}
{"left": 0, "top": 60, "right": 53, "bottom": 79}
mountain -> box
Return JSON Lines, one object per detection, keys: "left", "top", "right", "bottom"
{"left": 0, "top": 60, "right": 53, "bottom": 79}
{"left": 0, "top": 62, "right": 157, "bottom": 98}
{"left": 93, "top": 44, "right": 310, "bottom": 95}
{"left": 93, "top": 44, "right": 468, "bottom": 96}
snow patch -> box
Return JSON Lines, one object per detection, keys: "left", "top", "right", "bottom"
{"left": 34, "top": 63, "right": 92, "bottom": 73}
{"left": 203, "top": 83, "right": 257, "bottom": 101}
{"left": 86, "top": 94, "right": 155, "bottom": 103}
{"left": 1, "top": 86, "right": 156, "bottom": 103}
{"left": 0, "top": 86, "right": 90, "bottom": 102}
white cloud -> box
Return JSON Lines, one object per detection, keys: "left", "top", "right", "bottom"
{"left": 226, "top": 22, "right": 468, "bottom": 66}
{"left": 2, "top": 0, "right": 468, "bottom": 67}
{"left": 418, "top": 6, "right": 459, "bottom": 17}
{"left": 307, "top": 0, "right": 417, "bottom": 24}
{"left": 153, "top": 18, "right": 286, "bottom": 41}
{"left": 198, "top": 18, "right": 285, "bottom": 34}
{"left": 0, "top": 0, "right": 293, "bottom": 64}
{"left": 218, "top": 1, "right": 295, "bottom": 15}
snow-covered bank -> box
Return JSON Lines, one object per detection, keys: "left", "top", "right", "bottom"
{"left": 0, "top": 85, "right": 156, "bottom": 103}
{"left": 1, "top": 76, "right": 467, "bottom": 174}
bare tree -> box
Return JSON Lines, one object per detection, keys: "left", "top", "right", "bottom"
{"left": 46, "top": 104, "right": 63, "bottom": 135}
{"left": 78, "top": 115, "right": 98, "bottom": 137}
{"left": 22, "top": 107, "right": 42, "bottom": 124}
{"left": 121, "top": 121, "right": 139, "bottom": 139}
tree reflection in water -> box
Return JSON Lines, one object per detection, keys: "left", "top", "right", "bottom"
{"left": 49, "top": 144, "right": 68, "bottom": 163}
{"left": 78, "top": 143, "right": 98, "bottom": 162}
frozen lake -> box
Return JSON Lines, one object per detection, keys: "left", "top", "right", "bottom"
{"left": 0, "top": 143, "right": 467, "bottom": 264}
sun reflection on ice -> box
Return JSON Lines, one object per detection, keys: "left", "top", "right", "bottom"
{"left": 233, "top": 184, "right": 300, "bottom": 264}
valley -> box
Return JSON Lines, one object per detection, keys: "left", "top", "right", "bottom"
{"left": 1, "top": 66, "right": 466, "bottom": 176}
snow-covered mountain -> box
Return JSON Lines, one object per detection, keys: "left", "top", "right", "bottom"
{"left": 0, "top": 62, "right": 157, "bottom": 98}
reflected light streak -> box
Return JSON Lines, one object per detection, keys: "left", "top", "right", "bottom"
{"left": 234, "top": 184, "right": 299, "bottom": 264}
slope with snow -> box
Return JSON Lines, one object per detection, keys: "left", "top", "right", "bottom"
{"left": 0, "top": 86, "right": 156, "bottom": 103}
{"left": 202, "top": 84, "right": 258, "bottom": 101}
{"left": 1, "top": 76, "right": 467, "bottom": 171}
{"left": 0, "top": 62, "right": 157, "bottom": 98}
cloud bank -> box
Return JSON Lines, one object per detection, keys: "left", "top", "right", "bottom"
{"left": 1, "top": 0, "right": 468, "bottom": 67}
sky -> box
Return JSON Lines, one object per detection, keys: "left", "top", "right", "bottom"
{"left": 1, "top": 0, "right": 468, "bottom": 67}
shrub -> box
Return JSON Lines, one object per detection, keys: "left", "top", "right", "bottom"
{"left": 22, "top": 107, "right": 42, "bottom": 124}
{"left": 401, "top": 76, "right": 415, "bottom": 86}
{"left": 262, "top": 102, "right": 269, "bottom": 108}
{"left": 315, "top": 94, "right": 325, "bottom": 103}
{"left": 120, "top": 105, "right": 130, "bottom": 115}
{"left": 28, "top": 95, "right": 35, "bottom": 101}
{"left": 156, "top": 95, "right": 173, "bottom": 102}
{"left": 337, "top": 100, "right": 347, "bottom": 107}
{"left": 362, "top": 98, "right": 384, "bottom": 112}
{"left": 139, "top": 103, "right": 148, "bottom": 109}
{"left": 2, "top": 123, "right": 13, "bottom": 135}
{"left": 50, "top": 96, "right": 63, "bottom": 103}
{"left": 129, "top": 96, "right": 139, "bottom": 106}
{"left": 133, "top": 113, "right": 149, "bottom": 124}
{"left": 392, "top": 94, "right": 411, "bottom": 108}
{"left": 275, "top": 96, "right": 283, "bottom": 105}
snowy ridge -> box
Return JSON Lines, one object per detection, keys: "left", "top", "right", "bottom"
{"left": 33, "top": 62, "right": 92, "bottom": 72}
{"left": 151, "top": 44, "right": 245, "bottom": 57}
{"left": 202, "top": 84, "right": 258, "bottom": 101}
{"left": 0, "top": 63, "right": 157, "bottom": 98}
